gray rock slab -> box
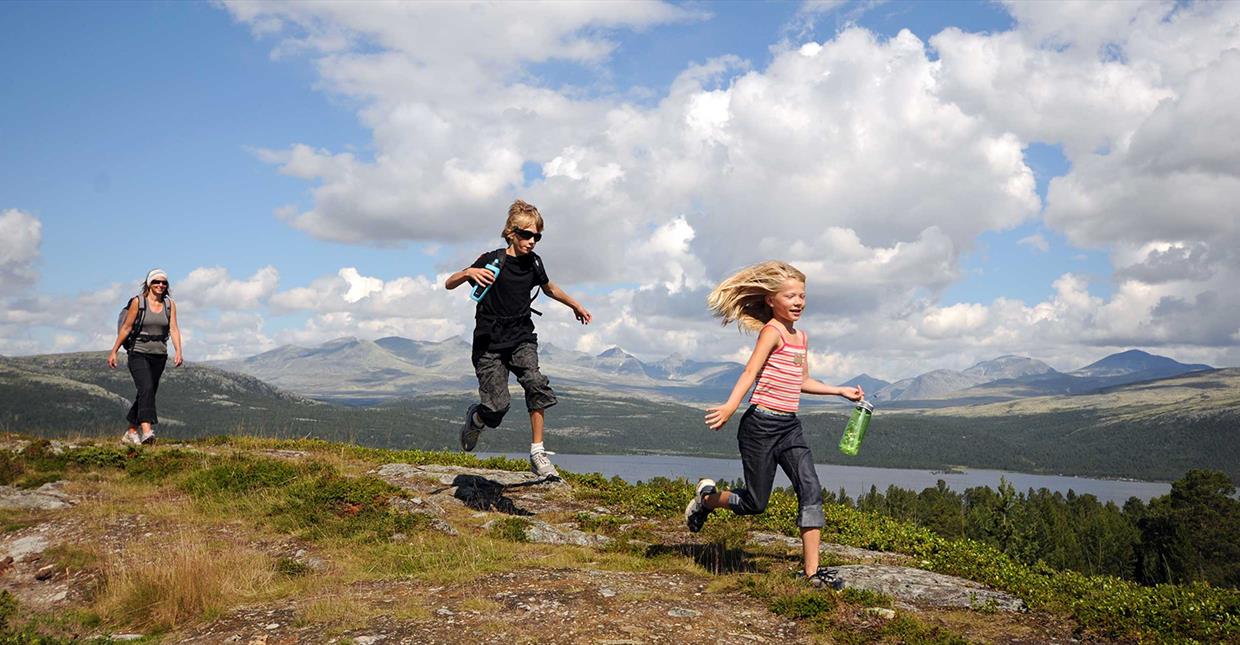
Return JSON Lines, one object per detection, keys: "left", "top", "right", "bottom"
{"left": 4, "top": 535, "right": 49, "bottom": 561}
{"left": 749, "top": 532, "right": 911, "bottom": 565}
{"left": 0, "top": 482, "right": 75, "bottom": 510}
{"left": 835, "top": 564, "right": 1025, "bottom": 612}
{"left": 481, "top": 519, "right": 611, "bottom": 547}
{"left": 377, "top": 463, "right": 563, "bottom": 488}
{"left": 375, "top": 463, "right": 567, "bottom": 516}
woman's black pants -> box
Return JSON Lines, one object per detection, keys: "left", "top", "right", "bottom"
{"left": 126, "top": 351, "right": 167, "bottom": 426}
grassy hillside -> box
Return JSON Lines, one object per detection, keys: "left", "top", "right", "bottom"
{"left": 0, "top": 436, "right": 1235, "bottom": 643}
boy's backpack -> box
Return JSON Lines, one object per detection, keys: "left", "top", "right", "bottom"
{"left": 487, "top": 249, "right": 542, "bottom": 316}
{"left": 117, "top": 296, "right": 173, "bottom": 351}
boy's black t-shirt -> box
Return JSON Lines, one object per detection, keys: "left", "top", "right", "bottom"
{"left": 469, "top": 249, "right": 549, "bottom": 351}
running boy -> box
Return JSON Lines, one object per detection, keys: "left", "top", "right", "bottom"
{"left": 444, "top": 199, "right": 591, "bottom": 479}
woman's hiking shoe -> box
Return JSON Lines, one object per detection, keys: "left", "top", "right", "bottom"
{"left": 796, "top": 567, "right": 845, "bottom": 590}
{"left": 121, "top": 429, "right": 141, "bottom": 446}
{"left": 529, "top": 450, "right": 560, "bottom": 480}
{"left": 140, "top": 429, "right": 156, "bottom": 445}
{"left": 460, "top": 404, "right": 484, "bottom": 452}
{"left": 684, "top": 478, "right": 717, "bottom": 533}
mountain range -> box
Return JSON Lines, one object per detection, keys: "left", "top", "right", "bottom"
{"left": 2, "top": 350, "right": 1237, "bottom": 482}
{"left": 877, "top": 350, "right": 1214, "bottom": 407}
{"left": 210, "top": 337, "right": 1214, "bottom": 406}
{"left": 209, "top": 336, "right": 746, "bottom": 404}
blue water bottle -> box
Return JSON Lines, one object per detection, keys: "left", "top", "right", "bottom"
{"left": 469, "top": 258, "right": 502, "bottom": 302}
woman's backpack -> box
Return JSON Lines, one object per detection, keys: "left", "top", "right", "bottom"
{"left": 117, "top": 296, "right": 172, "bottom": 351}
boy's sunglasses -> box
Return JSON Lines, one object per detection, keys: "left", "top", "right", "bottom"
{"left": 150, "top": 280, "right": 168, "bottom": 286}
{"left": 513, "top": 228, "right": 542, "bottom": 242}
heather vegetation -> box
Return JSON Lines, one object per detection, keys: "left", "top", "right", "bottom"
{"left": 0, "top": 436, "right": 1236, "bottom": 643}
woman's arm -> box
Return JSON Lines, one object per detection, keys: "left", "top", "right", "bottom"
{"left": 541, "top": 281, "right": 591, "bottom": 324}
{"left": 705, "top": 326, "right": 781, "bottom": 430}
{"left": 107, "top": 298, "right": 140, "bottom": 369}
{"left": 169, "top": 300, "right": 183, "bottom": 367}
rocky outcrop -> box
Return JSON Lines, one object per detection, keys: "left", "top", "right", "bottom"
{"left": 374, "top": 463, "right": 568, "bottom": 516}
{"left": 748, "top": 532, "right": 1023, "bottom": 612}
{"left": 0, "top": 481, "right": 76, "bottom": 510}
{"left": 750, "top": 531, "right": 913, "bottom": 566}
{"left": 480, "top": 518, "right": 612, "bottom": 547}
{"left": 834, "top": 564, "right": 1026, "bottom": 612}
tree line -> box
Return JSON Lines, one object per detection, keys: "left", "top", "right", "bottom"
{"left": 821, "top": 469, "right": 1240, "bottom": 589}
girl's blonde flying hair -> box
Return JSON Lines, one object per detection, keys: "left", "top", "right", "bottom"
{"left": 706, "top": 261, "right": 806, "bottom": 332}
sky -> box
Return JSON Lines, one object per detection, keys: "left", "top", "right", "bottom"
{"left": 2, "top": 0, "right": 1238, "bottom": 382}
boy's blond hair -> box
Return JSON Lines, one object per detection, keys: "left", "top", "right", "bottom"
{"left": 502, "top": 199, "right": 545, "bottom": 244}
{"left": 707, "top": 261, "right": 806, "bottom": 332}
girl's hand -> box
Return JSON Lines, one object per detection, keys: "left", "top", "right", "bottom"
{"left": 174, "top": 354, "right": 184, "bottom": 367}
{"left": 107, "top": 352, "right": 118, "bottom": 369}
{"left": 573, "top": 304, "right": 592, "bottom": 325}
{"left": 840, "top": 385, "right": 864, "bottom": 402}
{"left": 705, "top": 404, "right": 736, "bottom": 430}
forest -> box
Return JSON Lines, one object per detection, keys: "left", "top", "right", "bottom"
{"left": 824, "top": 469, "right": 1240, "bottom": 589}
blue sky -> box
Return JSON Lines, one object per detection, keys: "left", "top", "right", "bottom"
{"left": 5, "top": 1, "right": 1082, "bottom": 299}
{"left": 2, "top": 1, "right": 1237, "bottom": 376}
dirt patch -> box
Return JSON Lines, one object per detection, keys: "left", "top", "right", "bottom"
{"left": 175, "top": 568, "right": 808, "bottom": 644}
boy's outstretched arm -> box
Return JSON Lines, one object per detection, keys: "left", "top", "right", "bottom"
{"left": 541, "top": 281, "right": 591, "bottom": 324}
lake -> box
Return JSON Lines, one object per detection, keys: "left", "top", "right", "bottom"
{"left": 480, "top": 452, "right": 1171, "bottom": 504}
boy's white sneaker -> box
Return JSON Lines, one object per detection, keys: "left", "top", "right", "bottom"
{"left": 121, "top": 429, "right": 141, "bottom": 446}
{"left": 529, "top": 450, "right": 560, "bottom": 480}
{"left": 684, "top": 478, "right": 717, "bottom": 533}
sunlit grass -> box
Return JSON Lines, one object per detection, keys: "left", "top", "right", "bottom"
{"left": 93, "top": 532, "right": 296, "bottom": 632}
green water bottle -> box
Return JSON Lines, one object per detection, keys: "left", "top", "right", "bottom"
{"left": 838, "top": 400, "right": 874, "bottom": 456}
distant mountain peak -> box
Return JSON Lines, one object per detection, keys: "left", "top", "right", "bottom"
{"left": 1073, "top": 349, "right": 1211, "bottom": 379}
{"left": 963, "top": 356, "right": 1055, "bottom": 379}
{"left": 597, "top": 346, "right": 634, "bottom": 359}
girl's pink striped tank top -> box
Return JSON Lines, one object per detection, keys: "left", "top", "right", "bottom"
{"left": 749, "top": 321, "right": 806, "bottom": 413}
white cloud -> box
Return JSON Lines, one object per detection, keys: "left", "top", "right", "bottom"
{"left": 9, "top": 3, "right": 1240, "bottom": 378}
{"left": 1017, "top": 233, "right": 1049, "bottom": 252}
{"left": 0, "top": 209, "right": 42, "bottom": 294}
{"left": 201, "top": 1, "right": 1240, "bottom": 375}
{"left": 230, "top": 4, "right": 1039, "bottom": 305}
{"left": 178, "top": 266, "right": 280, "bottom": 311}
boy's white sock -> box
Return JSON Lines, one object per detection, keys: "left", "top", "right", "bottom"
{"left": 530, "top": 442, "right": 545, "bottom": 454}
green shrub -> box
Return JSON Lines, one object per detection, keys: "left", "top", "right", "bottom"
{"left": 880, "top": 614, "right": 969, "bottom": 645}
{"left": 180, "top": 457, "right": 307, "bottom": 498}
{"left": 124, "top": 449, "right": 202, "bottom": 482}
{"left": 574, "top": 512, "right": 625, "bottom": 533}
{"left": 772, "top": 591, "right": 837, "bottom": 618}
{"left": 487, "top": 517, "right": 531, "bottom": 543}
{"left": 0, "top": 453, "right": 23, "bottom": 486}
{"left": 274, "top": 558, "right": 311, "bottom": 577}
{"left": 270, "top": 472, "right": 414, "bottom": 542}
{"left": 839, "top": 587, "right": 892, "bottom": 608}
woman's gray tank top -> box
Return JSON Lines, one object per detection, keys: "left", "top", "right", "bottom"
{"left": 132, "top": 299, "right": 170, "bottom": 355}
